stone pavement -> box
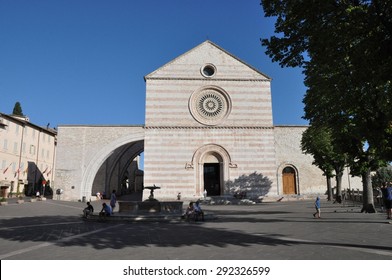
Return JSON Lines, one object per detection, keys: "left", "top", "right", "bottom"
{"left": 0, "top": 197, "right": 391, "bottom": 260}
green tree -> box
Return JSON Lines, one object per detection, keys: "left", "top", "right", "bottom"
{"left": 301, "top": 125, "right": 346, "bottom": 201}
{"left": 302, "top": 33, "right": 389, "bottom": 212}
{"left": 261, "top": 0, "right": 392, "bottom": 212}
{"left": 372, "top": 166, "right": 392, "bottom": 188}
{"left": 12, "top": 102, "right": 23, "bottom": 116}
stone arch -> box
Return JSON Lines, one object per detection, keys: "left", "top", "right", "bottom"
{"left": 101, "top": 140, "right": 144, "bottom": 196}
{"left": 80, "top": 132, "right": 145, "bottom": 201}
{"left": 276, "top": 162, "right": 299, "bottom": 195}
{"left": 191, "top": 144, "right": 232, "bottom": 196}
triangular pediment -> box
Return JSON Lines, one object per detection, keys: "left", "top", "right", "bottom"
{"left": 145, "top": 40, "right": 271, "bottom": 81}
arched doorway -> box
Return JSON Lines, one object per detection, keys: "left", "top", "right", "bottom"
{"left": 202, "top": 153, "right": 223, "bottom": 196}
{"left": 282, "top": 166, "right": 297, "bottom": 194}
{"left": 191, "top": 144, "right": 232, "bottom": 197}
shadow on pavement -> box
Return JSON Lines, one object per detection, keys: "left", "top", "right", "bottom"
{"left": 0, "top": 214, "right": 392, "bottom": 258}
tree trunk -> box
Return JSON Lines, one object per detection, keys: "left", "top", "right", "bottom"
{"left": 335, "top": 171, "right": 343, "bottom": 203}
{"left": 361, "top": 169, "right": 376, "bottom": 213}
{"left": 326, "top": 175, "right": 333, "bottom": 201}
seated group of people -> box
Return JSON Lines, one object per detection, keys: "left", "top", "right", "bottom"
{"left": 183, "top": 201, "right": 204, "bottom": 221}
{"left": 82, "top": 202, "right": 113, "bottom": 218}
{"left": 83, "top": 190, "right": 117, "bottom": 218}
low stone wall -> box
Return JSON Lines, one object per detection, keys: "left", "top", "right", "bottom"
{"left": 118, "top": 201, "right": 183, "bottom": 214}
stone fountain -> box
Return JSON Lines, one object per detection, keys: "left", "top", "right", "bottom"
{"left": 145, "top": 184, "right": 160, "bottom": 201}
{"left": 118, "top": 185, "right": 183, "bottom": 215}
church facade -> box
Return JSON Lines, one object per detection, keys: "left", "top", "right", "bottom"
{"left": 54, "top": 41, "right": 358, "bottom": 202}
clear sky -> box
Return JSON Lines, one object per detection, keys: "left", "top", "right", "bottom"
{"left": 0, "top": 0, "right": 308, "bottom": 128}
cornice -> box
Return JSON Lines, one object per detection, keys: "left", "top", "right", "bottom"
{"left": 144, "top": 126, "right": 274, "bottom": 130}
{"left": 145, "top": 77, "right": 270, "bottom": 82}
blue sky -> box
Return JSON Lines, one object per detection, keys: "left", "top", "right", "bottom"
{"left": 0, "top": 0, "right": 308, "bottom": 128}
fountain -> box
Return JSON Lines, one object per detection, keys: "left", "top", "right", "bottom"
{"left": 118, "top": 185, "right": 183, "bottom": 215}
{"left": 145, "top": 184, "right": 160, "bottom": 201}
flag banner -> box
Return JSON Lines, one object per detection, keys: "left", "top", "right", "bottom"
{"left": 2, "top": 163, "right": 12, "bottom": 174}
{"left": 42, "top": 166, "right": 48, "bottom": 174}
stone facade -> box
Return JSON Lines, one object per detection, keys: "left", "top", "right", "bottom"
{"left": 54, "top": 41, "right": 361, "bottom": 202}
{"left": 143, "top": 41, "right": 276, "bottom": 200}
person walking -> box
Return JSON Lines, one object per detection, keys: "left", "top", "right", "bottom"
{"left": 383, "top": 183, "right": 392, "bottom": 220}
{"left": 313, "top": 196, "right": 321, "bottom": 218}
{"left": 110, "top": 190, "right": 117, "bottom": 214}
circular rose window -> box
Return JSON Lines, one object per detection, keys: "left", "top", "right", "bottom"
{"left": 189, "top": 86, "right": 231, "bottom": 126}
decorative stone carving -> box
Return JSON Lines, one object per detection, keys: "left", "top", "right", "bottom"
{"left": 189, "top": 86, "right": 232, "bottom": 126}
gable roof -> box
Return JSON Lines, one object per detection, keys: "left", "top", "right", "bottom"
{"left": 144, "top": 40, "right": 271, "bottom": 81}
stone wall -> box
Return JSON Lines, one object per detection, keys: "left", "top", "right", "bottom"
{"left": 274, "top": 126, "right": 362, "bottom": 196}
{"left": 55, "top": 125, "right": 144, "bottom": 201}
{"left": 144, "top": 127, "right": 277, "bottom": 200}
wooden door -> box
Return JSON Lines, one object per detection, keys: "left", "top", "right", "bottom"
{"left": 282, "top": 167, "right": 296, "bottom": 194}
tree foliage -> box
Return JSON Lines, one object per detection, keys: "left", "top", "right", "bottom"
{"left": 372, "top": 166, "right": 392, "bottom": 188}
{"left": 301, "top": 125, "right": 346, "bottom": 200}
{"left": 261, "top": 0, "right": 392, "bottom": 212}
{"left": 12, "top": 102, "right": 23, "bottom": 116}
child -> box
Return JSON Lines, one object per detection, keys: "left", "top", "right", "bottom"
{"left": 313, "top": 197, "right": 321, "bottom": 218}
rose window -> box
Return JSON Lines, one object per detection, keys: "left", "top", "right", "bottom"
{"left": 199, "top": 93, "right": 223, "bottom": 117}
{"left": 189, "top": 87, "right": 231, "bottom": 126}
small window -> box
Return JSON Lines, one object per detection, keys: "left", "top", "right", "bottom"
{"left": 30, "top": 145, "right": 36, "bottom": 155}
{"left": 201, "top": 64, "right": 216, "bottom": 77}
